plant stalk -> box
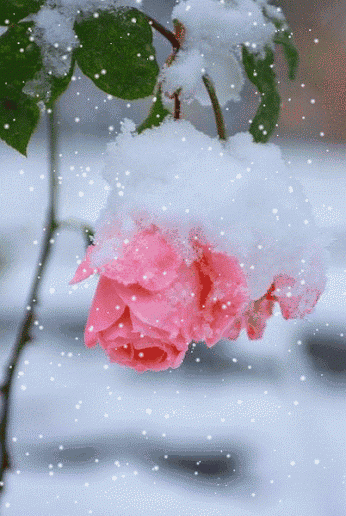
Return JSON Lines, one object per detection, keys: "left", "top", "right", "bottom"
{"left": 202, "top": 74, "right": 227, "bottom": 140}
{"left": 144, "top": 15, "right": 226, "bottom": 137}
{"left": 0, "top": 107, "right": 59, "bottom": 496}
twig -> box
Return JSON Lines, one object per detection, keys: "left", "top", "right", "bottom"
{"left": 144, "top": 15, "right": 226, "bottom": 137}
{"left": 202, "top": 74, "right": 227, "bottom": 141}
{"left": 0, "top": 108, "right": 59, "bottom": 495}
{"left": 173, "top": 92, "right": 181, "bottom": 120}
{"left": 143, "top": 14, "right": 180, "bottom": 51}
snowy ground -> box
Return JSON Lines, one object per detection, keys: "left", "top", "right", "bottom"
{"left": 0, "top": 120, "right": 346, "bottom": 515}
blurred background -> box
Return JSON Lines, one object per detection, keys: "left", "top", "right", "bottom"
{"left": 0, "top": 0, "right": 346, "bottom": 514}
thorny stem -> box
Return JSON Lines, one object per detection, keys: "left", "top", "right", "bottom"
{"left": 202, "top": 74, "right": 227, "bottom": 141}
{"left": 144, "top": 14, "right": 227, "bottom": 138}
{"left": 0, "top": 108, "right": 60, "bottom": 497}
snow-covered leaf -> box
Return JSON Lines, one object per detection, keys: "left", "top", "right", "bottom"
{"left": 137, "top": 87, "right": 171, "bottom": 134}
{"left": 0, "top": 22, "right": 42, "bottom": 154}
{"left": 74, "top": 8, "right": 159, "bottom": 100}
{"left": 0, "top": 22, "right": 42, "bottom": 90}
{"left": 242, "top": 46, "right": 280, "bottom": 143}
{"left": 45, "top": 56, "right": 75, "bottom": 108}
{"left": 0, "top": 0, "right": 44, "bottom": 26}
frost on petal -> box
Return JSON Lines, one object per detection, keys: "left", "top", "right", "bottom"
{"left": 101, "top": 226, "right": 183, "bottom": 291}
{"left": 69, "top": 246, "right": 95, "bottom": 285}
{"left": 84, "top": 276, "right": 126, "bottom": 347}
{"left": 190, "top": 240, "right": 249, "bottom": 347}
{"left": 274, "top": 274, "right": 323, "bottom": 320}
{"left": 243, "top": 287, "right": 275, "bottom": 340}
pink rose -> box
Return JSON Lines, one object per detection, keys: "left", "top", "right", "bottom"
{"left": 187, "top": 238, "right": 249, "bottom": 346}
{"left": 228, "top": 273, "right": 324, "bottom": 341}
{"left": 71, "top": 225, "right": 249, "bottom": 371}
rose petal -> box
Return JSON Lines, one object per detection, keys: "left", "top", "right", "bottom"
{"left": 101, "top": 227, "right": 183, "bottom": 291}
{"left": 84, "top": 276, "right": 126, "bottom": 347}
{"left": 190, "top": 241, "right": 249, "bottom": 346}
{"left": 69, "top": 245, "right": 95, "bottom": 285}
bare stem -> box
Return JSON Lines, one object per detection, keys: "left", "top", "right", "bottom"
{"left": 143, "top": 14, "right": 180, "bottom": 51}
{"left": 0, "top": 108, "right": 59, "bottom": 496}
{"left": 143, "top": 16, "right": 226, "bottom": 138}
{"left": 202, "top": 74, "right": 227, "bottom": 141}
{"left": 173, "top": 92, "right": 181, "bottom": 120}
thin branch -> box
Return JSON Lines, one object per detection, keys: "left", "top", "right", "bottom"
{"left": 143, "top": 14, "right": 182, "bottom": 120}
{"left": 0, "top": 108, "right": 59, "bottom": 495}
{"left": 173, "top": 92, "right": 181, "bottom": 120}
{"left": 202, "top": 74, "right": 227, "bottom": 141}
{"left": 59, "top": 219, "right": 94, "bottom": 249}
{"left": 144, "top": 15, "right": 226, "bottom": 137}
{"left": 143, "top": 14, "right": 180, "bottom": 51}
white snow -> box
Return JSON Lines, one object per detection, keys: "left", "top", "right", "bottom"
{"left": 162, "top": 0, "right": 280, "bottom": 106}
{"left": 95, "top": 118, "right": 329, "bottom": 300}
{"left": 29, "top": 0, "right": 143, "bottom": 77}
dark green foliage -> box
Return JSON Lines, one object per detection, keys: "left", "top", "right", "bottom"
{"left": 0, "top": 86, "right": 40, "bottom": 155}
{"left": 273, "top": 27, "right": 299, "bottom": 80}
{"left": 242, "top": 46, "right": 280, "bottom": 143}
{"left": 137, "top": 87, "right": 171, "bottom": 134}
{"left": 74, "top": 8, "right": 159, "bottom": 100}
{"left": 0, "top": 23, "right": 42, "bottom": 154}
{"left": 0, "top": 0, "right": 44, "bottom": 26}
{"left": 0, "top": 23, "right": 42, "bottom": 91}
{"left": 46, "top": 57, "right": 75, "bottom": 108}
{"left": 262, "top": 8, "right": 299, "bottom": 81}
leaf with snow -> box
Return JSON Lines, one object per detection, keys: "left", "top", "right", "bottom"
{"left": 74, "top": 8, "right": 159, "bottom": 100}
{"left": 0, "top": 0, "right": 44, "bottom": 26}
{"left": 0, "top": 23, "right": 42, "bottom": 90}
{"left": 137, "top": 87, "right": 171, "bottom": 134}
{"left": 0, "top": 22, "right": 42, "bottom": 154}
{"left": 242, "top": 46, "right": 280, "bottom": 144}
{"left": 45, "top": 57, "right": 75, "bottom": 108}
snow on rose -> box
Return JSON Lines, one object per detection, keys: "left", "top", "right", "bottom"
{"left": 71, "top": 118, "right": 328, "bottom": 371}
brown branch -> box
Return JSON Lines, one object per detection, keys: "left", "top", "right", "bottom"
{"left": 143, "top": 14, "right": 180, "bottom": 51}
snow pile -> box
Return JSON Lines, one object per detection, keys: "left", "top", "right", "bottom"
{"left": 29, "top": 0, "right": 142, "bottom": 77}
{"left": 96, "top": 118, "right": 328, "bottom": 303}
{"left": 162, "top": 0, "right": 282, "bottom": 106}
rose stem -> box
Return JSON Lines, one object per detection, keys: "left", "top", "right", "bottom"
{"left": 0, "top": 107, "right": 60, "bottom": 496}
{"left": 202, "top": 74, "right": 227, "bottom": 141}
{"left": 144, "top": 15, "right": 226, "bottom": 137}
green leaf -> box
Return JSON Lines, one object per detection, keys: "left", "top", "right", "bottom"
{"left": 248, "top": 89, "right": 280, "bottom": 144}
{"left": 0, "top": 86, "right": 40, "bottom": 155}
{"left": 262, "top": 8, "right": 299, "bottom": 81}
{"left": 0, "top": 22, "right": 42, "bottom": 92}
{"left": 74, "top": 8, "right": 159, "bottom": 100}
{"left": 137, "top": 87, "right": 171, "bottom": 134}
{"left": 0, "top": 22, "right": 42, "bottom": 154}
{"left": 242, "top": 46, "right": 280, "bottom": 143}
{"left": 0, "top": 0, "right": 44, "bottom": 26}
{"left": 273, "top": 28, "right": 299, "bottom": 80}
{"left": 46, "top": 57, "right": 75, "bottom": 108}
